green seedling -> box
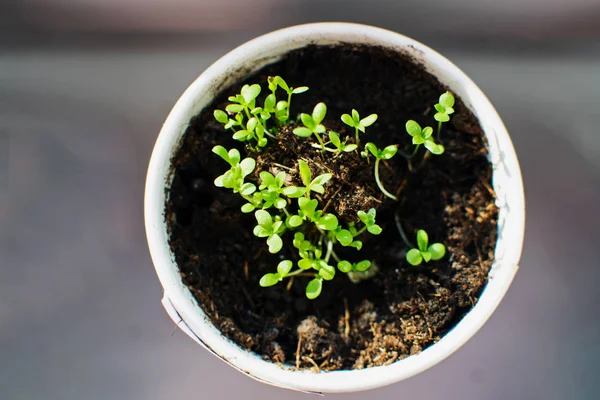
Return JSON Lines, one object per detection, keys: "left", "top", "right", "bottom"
{"left": 357, "top": 208, "right": 383, "bottom": 235}
{"left": 341, "top": 109, "right": 378, "bottom": 145}
{"left": 212, "top": 146, "right": 256, "bottom": 196}
{"left": 268, "top": 76, "right": 308, "bottom": 123}
{"left": 293, "top": 102, "right": 328, "bottom": 149}
{"left": 315, "top": 131, "right": 357, "bottom": 154}
{"left": 334, "top": 208, "right": 382, "bottom": 250}
{"left": 406, "top": 229, "right": 446, "bottom": 266}
{"left": 281, "top": 160, "right": 332, "bottom": 199}
{"left": 433, "top": 91, "right": 455, "bottom": 141}
{"left": 253, "top": 209, "right": 285, "bottom": 253}
{"left": 405, "top": 120, "right": 445, "bottom": 155}
{"left": 297, "top": 198, "right": 339, "bottom": 231}
{"left": 363, "top": 142, "right": 399, "bottom": 200}
{"left": 259, "top": 260, "right": 294, "bottom": 287}
{"left": 337, "top": 259, "right": 371, "bottom": 273}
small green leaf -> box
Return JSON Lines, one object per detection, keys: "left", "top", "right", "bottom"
{"left": 406, "top": 120, "right": 422, "bottom": 137}
{"left": 406, "top": 249, "right": 423, "bottom": 266}
{"left": 343, "top": 144, "right": 358, "bottom": 152}
{"left": 312, "top": 103, "right": 327, "bottom": 125}
{"left": 246, "top": 117, "right": 258, "bottom": 132}
{"left": 288, "top": 215, "right": 303, "bottom": 227}
{"left": 241, "top": 84, "right": 261, "bottom": 104}
{"left": 434, "top": 104, "right": 445, "bottom": 113}
{"left": 292, "top": 86, "right": 309, "bottom": 94}
{"left": 421, "top": 251, "right": 432, "bottom": 262}
{"left": 434, "top": 112, "right": 450, "bottom": 122}
{"left": 255, "top": 210, "right": 272, "bottom": 228}
{"left": 306, "top": 278, "right": 323, "bottom": 299}
{"left": 298, "top": 259, "right": 313, "bottom": 270}
{"left": 337, "top": 261, "right": 352, "bottom": 273}
{"left": 355, "top": 260, "right": 371, "bottom": 272}
{"left": 241, "top": 203, "right": 255, "bottom": 213}
{"left": 259, "top": 273, "right": 280, "bottom": 287}
{"left": 351, "top": 109, "right": 360, "bottom": 122}
{"left": 264, "top": 94, "right": 276, "bottom": 110}
{"left": 412, "top": 136, "right": 425, "bottom": 145}
{"left": 275, "top": 171, "right": 286, "bottom": 187}
{"left": 214, "top": 174, "right": 225, "bottom": 187}
{"left": 212, "top": 145, "right": 230, "bottom": 162}
{"left": 259, "top": 171, "right": 276, "bottom": 188}
{"left": 416, "top": 230, "right": 429, "bottom": 251}
{"left": 367, "top": 224, "right": 382, "bottom": 235}
{"left": 360, "top": 114, "right": 378, "bottom": 127}
{"left": 310, "top": 184, "right": 325, "bottom": 194}
{"left": 258, "top": 138, "right": 268, "bottom": 147}
{"left": 357, "top": 210, "right": 369, "bottom": 225}
{"left": 298, "top": 160, "right": 312, "bottom": 186}
{"left": 274, "top": 76, "right": 290, "bottom": 92}
{"left": 329, "top": 131, "right": 341, "bottom": 148}
{"left": 341, "top": 113, "right": 354, "bottom": 127}
{"left": 319, "top": 263, "right": 335, "bottom": 280}
{"left": 293, "top": 127, "right": 312, "bottom": 138}
{"left": 350, "top": 240, "right": 363, "bottom": 250}
{"left": 277, "top": 260, "right": 293, "bottom": 277}
{"left": 253, "top": 225, "right": 269, "bottom": 237}
{"left": 311, "top": 173, "right": 332, "bottom": 186}
{"left": 439, "top": 91, "right": 455, "bottom": 108}
{"left": 228, "top": 149, "right": 241, "bottom": 164}
{"left": 232, "top": 130, "right": 249, "bottom": 141}
{"left": 282, "top": 186, "right": 305, "bottom": 198}
{"left": 381, "top": 145, "right": 398, "bottom": 160}
{"left": 239, "top": 158, "right": 256, "bottom": 177}
{"left": 335, "top": 229, "right": 353, "bottom": 246}
{"left": 301, "top": 113, "right": 316, "bottom": 130}
{"left": 276, "top": 100, "right": 288, "bottom": 111}
{"left": 426, "top": 141, "right": 445, "bottom": 155}
{"left": 274, "top": 198, "right": 287, "bottom": 209}
{"left": 240, "top": 183, "right": 256, "bottom": 196}
{"left": 267, "top": 234, "right": 283, "bottom": 253}
{"left": 293, "top": 232, "right": 305, "bottom": 248}
{"left": 214, "top": 110, "right": 228, "bottom": 124}
{"left": 316, "top": 214, "right": 338, "bottom": 231}
{"left": 226, "top": 104, "right": 244, "bottom": 113}
{"left": 365, "top": 142, "right": 378, "bottom": 157}
{"left": 298, "top": 197, "right": 318, "bottom": 217}
{"left": 422, "top": 126, "right": 433, "bottom": 139}
{"left": 428, "top": 243, "right": 446, "bottom": 260}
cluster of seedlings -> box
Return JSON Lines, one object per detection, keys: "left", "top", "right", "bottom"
{"left": 212, "top": 76, "right": 455, "bottom": 298}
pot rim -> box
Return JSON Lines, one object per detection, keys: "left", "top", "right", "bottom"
{"left": 144, "top": 22, "right": 525, "bottom": 393}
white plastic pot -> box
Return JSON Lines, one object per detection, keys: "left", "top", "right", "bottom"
{"left": 144, "top": 23, "right": 525, "bottom": 394}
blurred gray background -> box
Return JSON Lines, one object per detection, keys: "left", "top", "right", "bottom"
{"left": 2, "top": 0, "right": 600, "bottom": 399}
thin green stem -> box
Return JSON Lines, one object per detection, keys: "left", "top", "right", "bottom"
{"left": 355, "top": 127, "right": 360, "bottom": 145}
{"left": 374, "top": 158, "right": 398, "bottom": 200}
{"left": 310, "top": 143, "right": 337, "bottom": 153}
{"left": 330, "top": 249, "right": 341, "bottom": 263}
{"left": 355, "top": 226, "right": 367, "bottom": 236}
{"left": 399, "top": 144, "right": 421, "bottom": 160}
{"left": 394, "top": 212, "right": 414, "bottom": 248}
{"left": 313, "top": 132, "right": 326, "bottom": 151}
{"left": 324, "top": 239, "right": 334, "bottom": 263}
{"left": 286, "top": 91, "right": 292, "bottom": 121}
{"left": 264, "top": 130, "right": 277, "bottom": 139}
{"left": 287, "top": 269, "right": 316, "bottom": 278}
{"left": 437, "top": 120, "right": 442, "bottom": 142}
{"left": 282, "top": 207, "right": 291, "bottom": 217}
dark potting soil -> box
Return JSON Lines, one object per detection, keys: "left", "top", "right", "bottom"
{"left": 166, "top": 44, "right": 498, "bottom": 370}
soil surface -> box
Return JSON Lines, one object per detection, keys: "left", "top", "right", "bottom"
{"left": 166, "top": 44, "right": 498, "bottom": 370}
